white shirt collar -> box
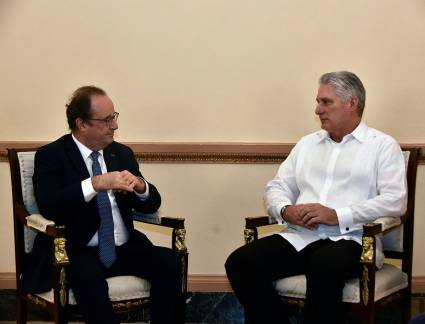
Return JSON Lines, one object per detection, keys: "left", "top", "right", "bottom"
{"left": 315, "top": 121, "right": 368, "bottom": 144}
{"left": 71, "top": 133, "right": 104, "bottom": 161}
{"left": 350, "top": 121, "right": 368, "bottom": 143}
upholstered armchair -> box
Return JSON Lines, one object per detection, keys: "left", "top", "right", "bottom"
{"left": 8, "top": 148, "right": 188, "bottom": 324}
{"left": 244, "top": 147, "right": 419, "bottom": 323}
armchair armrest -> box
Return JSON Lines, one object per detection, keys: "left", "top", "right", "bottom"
{"left": 26, "top": 215, "right": 67, "bottom": 240}
{"left": 244, "top": 216, "right": 280, "bottom": 244}
{"left": 373, "top": 216, "right": 402, "bottom": 234}
{"left": 246, "top": 216, "right": 276, "bottom": 229}
{"left": 133, "top": 211, "right": 187, "bottom": 253}
{"left": 161, "top": 216, "right": 185, "bottom": 229}
{"left": 133, "top": 211, "right": 161, "bottom": 224}
{"left": 15, "top": 203, "right": 67, "bottom": 239}
{"left": 26, "top": 213, "right": 55, "bottom": 232}
{"left": 362, "top": 223, "right": 382, "bottom": 237}
{"left": 133, "top": 211, "right": 185, "bottom": 229}
{"left": 15, "top": 206, "right": 70, "bottom": 267}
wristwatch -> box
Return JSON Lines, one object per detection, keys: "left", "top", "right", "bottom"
{"left": 280, "top": 205, "right": 289, "bottom": 220}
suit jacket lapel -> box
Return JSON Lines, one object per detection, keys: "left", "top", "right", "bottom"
{"left": 103, "top": 144, "right": 120, "bottom": 172}
{"left": 64, "top": 134, "right": 90, "bottom": 179}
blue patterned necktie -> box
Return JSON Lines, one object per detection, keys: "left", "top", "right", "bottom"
{"left": 90, "top": 151, "right": 116, "bottom": 268}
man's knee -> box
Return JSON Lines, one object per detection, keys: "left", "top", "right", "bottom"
{"left": 70, "top": 263, "right": 104, "bottom": 284}
{"left": 155, "top": 247, "right": 182, "bottom": 279}
{"left": 305, "top": 263, "right": 347, "bottom": 297}
{"left": 225, "top": 245, "right": 254, "bottom": 282}
{"left": 306, "top": 259, "right": 358, "bottom": 289}
{"left": 225, "top": 249, "right": 240, "bottom": 273}
{"left": 170, "top": 248, "right": 181, "bottom": 266}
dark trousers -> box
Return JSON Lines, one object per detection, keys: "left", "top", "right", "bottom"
{"left": 225, "top": 234, "right": 362, "bottom": 324}
{"left": 68, "top": 230, "right": 182, "bottom": 324}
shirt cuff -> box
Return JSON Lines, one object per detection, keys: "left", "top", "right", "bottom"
{"left": 275, "top": 202, "right": 291, "bottom": 225}
{"left": 134, "top": 179, "right": 149, "bottom": 200}
{"left": 82, "top": 178, "right": 97, "bottom": 203}
{"left": 336, "top": 206, "right": 361, "bottom": 234}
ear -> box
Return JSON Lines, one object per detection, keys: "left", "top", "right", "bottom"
{"left": 75, "top": 118, "right": 87, "bottom": 131}
{"left": 348, "top": 96, "right": 359, "bottom": 113}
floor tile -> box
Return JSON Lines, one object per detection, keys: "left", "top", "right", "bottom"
{"left": 1, "top": 290, "right": 425, "bottom": 323}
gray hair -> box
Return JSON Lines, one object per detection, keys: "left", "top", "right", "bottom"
{"left": 319, "top": 71, "right": 366, "bottom": 116}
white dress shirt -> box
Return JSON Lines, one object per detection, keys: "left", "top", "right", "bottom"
{"left": 264, "top": 122, "right": 407, "bottom": 268}
{"left": 72, "top": 134, "right": 149, "bottom": 246}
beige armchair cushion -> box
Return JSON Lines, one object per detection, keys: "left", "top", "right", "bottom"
{"left": 36, "top": 275, "right": 151, "bottom": 304}
{"left": 274, "top": 263, "right": 407, "bottom": 303}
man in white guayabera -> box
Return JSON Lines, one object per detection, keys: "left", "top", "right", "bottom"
{"left": 225, "top": 71, "right": 407, "bottom": 324}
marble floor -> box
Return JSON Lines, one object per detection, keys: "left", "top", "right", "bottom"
{"left": 1, "top": 289, "right": 425, "bottom": 323}
{"left": 0, "top": 290, "right": 244, "bottom": 324}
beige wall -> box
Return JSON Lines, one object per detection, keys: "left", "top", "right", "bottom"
{"left": 1, "top": 0, "right": 425, "bottom": 278}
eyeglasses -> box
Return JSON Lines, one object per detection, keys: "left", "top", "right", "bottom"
{"left": 87, "top": 112, "right": 119, "bottom": 126}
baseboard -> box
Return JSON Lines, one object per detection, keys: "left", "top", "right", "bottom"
{"left": 187, "top": 274, "right": 233, "bottom": 292}
{"left": 0, "top": 273, "right": 15, "bottom": 289}
{"left": 412, "top": 276, "right": 425, "bottom": 294}
{"left": 1, "top": 272, "right": 425, "bottom": 293}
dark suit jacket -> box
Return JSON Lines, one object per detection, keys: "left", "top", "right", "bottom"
{"left": 23, "top": 134, "right": 161, "bottom": 293}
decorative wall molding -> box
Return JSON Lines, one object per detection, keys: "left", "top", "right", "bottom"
{"left": 1, "top": 141, "right": 424, "bottom": 164}
{"left": 1, "top": 273, "right": 425, "bottom": 293}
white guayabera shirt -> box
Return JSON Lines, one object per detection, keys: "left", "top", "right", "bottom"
{"left": 264, "top": 122, "right": 407, "bottom": 268}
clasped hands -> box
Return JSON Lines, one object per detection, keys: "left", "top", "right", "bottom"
{"left": 283, "top": 203, "right": 338, "bottom": 230}
{"left": 91, "top": 170, "right": 146, "bottom": 194}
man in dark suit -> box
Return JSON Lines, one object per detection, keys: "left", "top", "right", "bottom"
{"left": 26, "top": 86, "right": 182, "bottom": 324}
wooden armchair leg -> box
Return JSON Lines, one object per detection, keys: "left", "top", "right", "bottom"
{"left": 16, "top": 295, "right": 27, "bottom": 324}
{"left": 177, "top": 252, "right": 188, "bottom": 324}
{"left": 402, "top": 294, "right": 412, "bottom": 323}
{"left": 177, "top": 296, "right": 186, "bottom": 324}
{"left": 142, "top": 307, "right": 150, "bottom": 323}
{"left": 53, "top": 308, "right": 68, "bottom": 324}
{"left": 359, "top": 307, "right": 375, "bottom": 324}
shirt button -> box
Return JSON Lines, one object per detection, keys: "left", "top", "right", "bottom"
{"left": 346, "top": 227, "right": 349, "bottom": 231}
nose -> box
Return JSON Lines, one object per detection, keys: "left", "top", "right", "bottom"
{"left": 315, "top": 103, "right": 322, "bottom": 115}
{"left": 110, "top": 119, "right": 118, "bottom": 130}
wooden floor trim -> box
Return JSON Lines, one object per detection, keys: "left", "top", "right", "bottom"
{"left": 412, "top": 276, "right": 425, "bottom": 294}
{"left": 0, "top": 273, "right": 16, "bottom": 289}
{"left": 1, "top": 273, "right": 425, "bottom": 293}
{"left": 187, "top": 274, "right": 233, "bottom": 292}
